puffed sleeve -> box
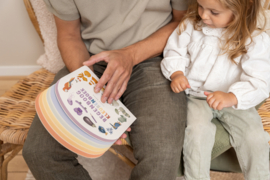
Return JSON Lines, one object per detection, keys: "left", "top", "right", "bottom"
{"left": 161, "top": 20, "right": 193, "bottom": 80}
{"left": 228, "top": 32, "right": 270, "bottom": 110}
{"left": 43, "top": 0, "right": 80, "bottom": 21}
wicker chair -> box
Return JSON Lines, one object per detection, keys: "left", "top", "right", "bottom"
{"left": 0, "top": 0, "right": 270, "bottom": 180}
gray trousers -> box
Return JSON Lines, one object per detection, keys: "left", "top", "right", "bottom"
{"left": 183, "top": 96, "right": 270, "bottom": 180}
{"left": 23, "top": 56, "right": 187, "bottom": 180}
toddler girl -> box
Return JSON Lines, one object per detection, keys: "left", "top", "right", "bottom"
{"left": 161, "top": 0, "right": 270, "bottom": 179}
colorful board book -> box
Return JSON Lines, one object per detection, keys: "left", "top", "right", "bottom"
{"left": 35, "top": 66, "right": 136, "bottom": 158}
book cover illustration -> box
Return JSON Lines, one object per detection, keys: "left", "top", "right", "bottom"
{"left": 35, "top": 66, "right": 136, "bottom": 158}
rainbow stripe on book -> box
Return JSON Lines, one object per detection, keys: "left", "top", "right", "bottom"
{"left": 35, "top": 66, "right": 136, "bottom": 158}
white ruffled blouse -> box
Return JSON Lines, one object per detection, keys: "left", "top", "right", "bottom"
{"left": 161, "top": 20, "right": 270, "bottom": 110}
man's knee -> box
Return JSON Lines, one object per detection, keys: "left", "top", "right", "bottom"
{"left": 23, "top": 142, "right": 36, "bottom": 166}
{"left": 22, "top": 137, "right": 49, "bottom": 168}
{"left": 22, "top": 115, "right": 55, "bottom": 167}
{"left": 134, "top": 136, "right": 182, "bottom": 164}
{"left": 131, "top": 142, "right": 182, "bottom": 180}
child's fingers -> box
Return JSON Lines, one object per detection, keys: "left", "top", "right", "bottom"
{"left": 212, "top": 100, "right": 220, "bottom": 110}
{"left": 180, "top": 83, "right": 190, "bottom": 91}
{"left": 207, "top": 97, "right": 216, "bottom": 108}
{"left": 180, "top": 83, "right": 186, "bottom": 90}
{"left": 170, "top": 84, "right": 176, "bottom": 93}
{"left": 120, "top": 133, "right": 127, "bottom": 139}
{"left": 177, "top": 86, "right": 183, "bottom": 92}
{"left": 114, "top": 139, "right": 122, "bottom": 145}
{"left": 171, "top": 85, "right": 180, "bottom": 93}
{"left": 206, "top": 93, "right": 213, "bottom": 101}
{"left": 175, "top": 83, "right": 183, "bottom": 92}
{"left": 185, "top": 78, "right": 190, "bottom": 89}
{"left": 204, "top": 91, "right": 211, "bottom": 96}
{"left": 174, "top": 87, "right": 180, "bottom": 93}
{"left": 183, "top": 78, "right": 190, "bottom": 89}
{"left": 171, "top": 82, "right": 180, "bottom": 92}
{"left": 217, "top": 103, "right": 224, "bottom": 111}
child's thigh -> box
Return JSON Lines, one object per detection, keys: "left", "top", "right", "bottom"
{"left": 219, "top": 108, "right": 262, "bottom": 129}
{"left": 187, "top": 96, "right": 213, "bottom": 126}
{"left": 218, "top": 107, "right": 266, "bottom": 142}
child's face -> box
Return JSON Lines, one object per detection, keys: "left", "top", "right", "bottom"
{"left": 197, "top": 0, "right": 234, "bottom": 28}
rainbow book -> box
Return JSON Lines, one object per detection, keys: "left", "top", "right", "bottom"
{"left": 35, "top": 66, "right": 136, "bottom": 158}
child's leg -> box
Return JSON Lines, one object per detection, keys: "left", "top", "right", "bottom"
{"left": 218, "top": 108, "right": 270, "bottom": 180}
{"left": 184, "top": 96, "right": 215, "bottom": 180}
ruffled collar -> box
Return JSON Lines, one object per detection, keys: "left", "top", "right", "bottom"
{"left": 201, "top": 22, "right": 226, "bottom": 39}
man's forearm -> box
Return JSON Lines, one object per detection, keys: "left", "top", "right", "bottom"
{"left": 124, "top": 12, "right": 185, "bottom": 66}
{"left": 58, "top": 37, "right": 90, "bottom": 72}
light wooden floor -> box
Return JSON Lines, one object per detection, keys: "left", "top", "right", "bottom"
{"left": 0, "top": 76, "right": 29, "bottom": 180}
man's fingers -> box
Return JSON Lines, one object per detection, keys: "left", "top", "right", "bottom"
{"left": 96, "top": 68, "right": 116, "bottom": 102}
{"left": 126, "top": 127, "right": 131, "bottom": 132}
{"left": 115, "top": 78, "right": 129, "bottom": 100}
{"left": 102, "top": 68, "right": 125, "bottom": 103}
{"left": 108, "top": 71, "right": 129, "bottom": 103}
{"left": 83, "top": 53, "right": 107, "bottom": 66}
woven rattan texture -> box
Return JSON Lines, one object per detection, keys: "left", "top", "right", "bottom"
{"left": 0, "top": 68, "right": 55, "bottom": 145}
{"left": 210, "top": 171, "right": 244, "bottom": 180}
{"left": 259, "top": 98, "right": 270, "bottom": 134}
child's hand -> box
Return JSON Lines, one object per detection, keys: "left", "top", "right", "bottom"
{"left": 170, "top": 71, "right": 190, "bottom": 93}
{"left": 114, "top": 127, "right": 131, "bottom": 145}
{"left": 204, "top": 91, "right": 238, "bottom": 110}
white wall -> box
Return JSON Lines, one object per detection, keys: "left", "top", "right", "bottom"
{"left": 0, "top": 0, "right": 44, "bottom": 76}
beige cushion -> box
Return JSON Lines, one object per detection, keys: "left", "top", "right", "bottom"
{"left": 30, "top": 0, "right": 64, "bottom": 73}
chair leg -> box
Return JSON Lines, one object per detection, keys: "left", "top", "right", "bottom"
{"left": 0, "top": 143, "right": 23, "bottom": 180}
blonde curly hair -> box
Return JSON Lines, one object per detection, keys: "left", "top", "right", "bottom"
{"left": 178, "top": 0, "right": 266, "bottom": 63}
